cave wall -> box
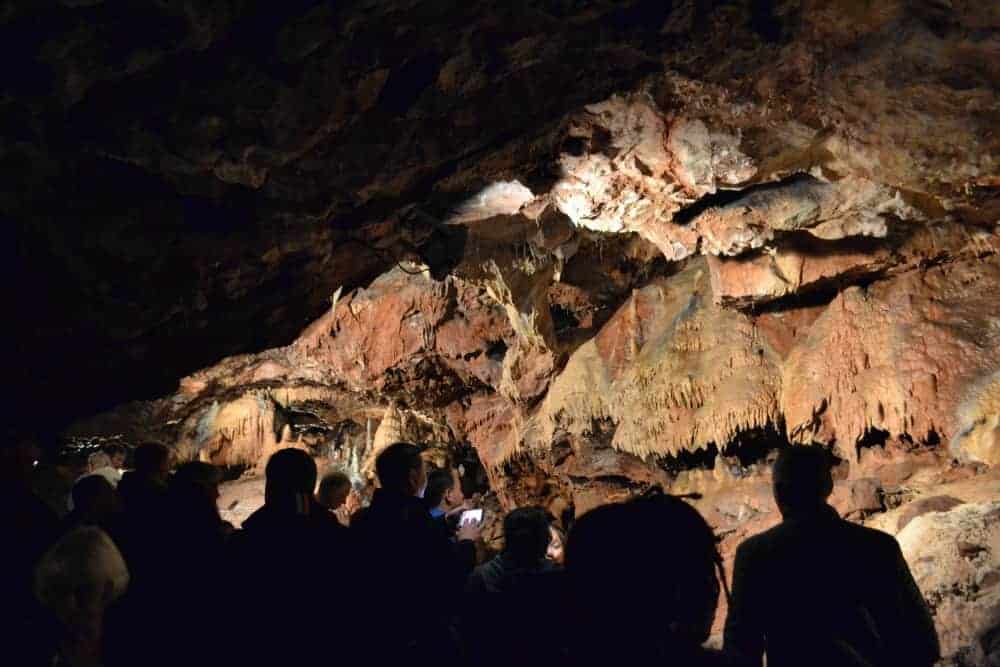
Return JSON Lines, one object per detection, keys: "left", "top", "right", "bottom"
{"left": 7, "top": 1, "right": 1000, "bottom": 662}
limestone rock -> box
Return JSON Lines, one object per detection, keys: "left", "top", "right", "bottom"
{"left": 523, "top": 258, "right": 782, "bottom": 461}
{"left": 783, "top": 256, "right": 1000, "bottom": 457}
{"left": 897, "top": 502, "right": 1000, "bottom": 664}
{"left": 708, "top": 222, "right": 1000, "bottom": 308}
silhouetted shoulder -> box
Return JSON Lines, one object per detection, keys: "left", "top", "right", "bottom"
{"left": 732, "top": 522, "right": 790, "bottom": 559}
{"left": 836, "top": 518, "right": 902, "bottom": 556}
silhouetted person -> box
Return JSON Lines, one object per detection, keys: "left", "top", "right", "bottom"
{"left": 34, "top": 526, "right": 129, "bottom": 667}
{"left": 106, "top": 462, "right": 232, "bottom": 667}
{"left": 565, "top": 492, "right": 731, "bottom": 666}
{"left": 463, "top": 506, "right": 565, "bottom": 666}
{"left": 164, "top": 461, "right": 231, "bottom": 555}
{"left": 112, "top": 443, "right": 170, "bottom": 606}
{"left": 117, "top": 442, "right": 170, "bottom": 516}
{"left": 467, "top": 506, "right": 558, "bottom": 593}
{"left": 167, "top": 460, "right": 232, "bottom": 535}
{"left": 225, "top": 448, "right": 353, "bottom": 664}
{"left": 32, "top": 451, "right": 87, "bottom": 519}
{"left": 62, "top": 474, "right": 123, "bottom": 537}
{"left": 724, "top": 446, "right": 940, "bottom": 667}
{"left": 0, "top": 435, "right": 60, "bottom": 666}
{"left": 352, "top": 442, "right": 480, "bottom": 664}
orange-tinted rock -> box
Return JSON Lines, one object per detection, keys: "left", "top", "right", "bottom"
{"left": 525, "top": 259, "right": 782, "bottom": 461}
{"left": 783, "top": 255, "right": 1000, "bottom": 458}
{"left": 708, "top": 223, "right": 1000, "bottom": 308}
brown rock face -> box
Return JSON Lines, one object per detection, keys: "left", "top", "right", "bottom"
{"left": 13, "top": 1, "right": 1000, "bottom": 661}
{"left": 783, "top": 255, "right": 1000, "bottom": 458}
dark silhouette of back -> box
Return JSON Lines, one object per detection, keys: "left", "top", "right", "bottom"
{"left": 225, "top": 448, "right": 354, "bottom": 665}
{"left": 106, "top": 461, "right": 233, "bottom": 667}
{"left": 724, "top": 445, "right": 940, "bottom": 667}
{"left": 463, "top": 506, "right": 564, "bottom": 666}
{"left": 1, "top": 436, "right": 61, "bottom": 667}
{"left": 61, "top": 474, "right": 122, "bottom": 538}
{"left": 565, "top": 492, "right": 731, "bottom": 666}
{"left": 117, "top": 442, "right": 170, "bottom": 518}
{"left": 351, "top": 442, "right": 473, "bottom": 664}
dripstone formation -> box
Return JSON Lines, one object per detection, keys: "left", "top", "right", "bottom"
{"left": 7, "top": 2, "right": 999, "bottom": 663}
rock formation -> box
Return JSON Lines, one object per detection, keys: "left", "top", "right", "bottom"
{"left": 8, "top": 1, "right": 1000, "bottom": 662}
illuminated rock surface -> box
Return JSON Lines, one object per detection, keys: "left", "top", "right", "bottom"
{"left": 8, "top": 1, "right": 999, "bottom": 662}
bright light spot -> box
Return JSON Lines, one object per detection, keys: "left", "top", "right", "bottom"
{"left": 448, "top": 180, "right": 534, "bottom": 224}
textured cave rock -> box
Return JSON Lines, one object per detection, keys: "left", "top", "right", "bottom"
{"left": 7, "top": 0, "right": 999, "bottom": 427}
{"left": 783, "top": 255, "right": 1000, "bottom": 461}
{"left": 8, "top": 1, "right": 1000, "bottom": 661}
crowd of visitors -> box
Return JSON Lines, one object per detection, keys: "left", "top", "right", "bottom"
{"left": 3, "top": 436, "right": 940, "bottom": 666}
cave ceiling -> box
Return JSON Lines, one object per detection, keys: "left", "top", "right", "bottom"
{"left": 5, "top": 0, "right": 999, "bottom": 445}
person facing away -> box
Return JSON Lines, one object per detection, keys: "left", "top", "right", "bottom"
{"left": 62, "top": 474, "right": 123, "bottom": 537}
{"left": 351, "top": 442, "right": 481, "bottom": 663}
{"left": 34, "top": 526, "right": 129, "bottom": 667}
{"left": 224, "top": 448, "right": 355, "bottom": 665}
{"left": 462, "top": 507, "right": 565, "bottom": 666}
{"left": 724, "top": 445, "right": 940, "bottom": 667}
{"left": 565, "top": 492, "right": 732, "bottom": 666}
{"left": 117, "top": 442, "right": 170, "bottom": 515}
{"left": 0, "top": 434, "right": 61, "bottom": 667}
{"left": 467, "top": 506, "right": 560, "bottom": 593}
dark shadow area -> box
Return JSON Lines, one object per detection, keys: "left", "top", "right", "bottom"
{"left": 656, "top": 443, "right": 720, "bottom": 475}
{"left": 721, "top": 423, "right": 791, "bottom": 469}
{"left": 856, "top": 427, "right": 891, "bottom": 462}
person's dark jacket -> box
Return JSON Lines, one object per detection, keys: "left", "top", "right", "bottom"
{"left": 117, "top": 471, "right": 166, "bottom": 518}
{"left": 351, "top": 489, "right": 475, "bottom": 662}
{"left": 463, "top": 554, "right": 566, "bottom": 666}
{"left": 466, "top": 552, "right": 560, "bottom": 593}
{"left": 0, "top": 482, "right": 60, "bottom": 667}
{"left": 724, "top": 503, "right": 939, "bottom": 667}
{"left": 222, "top": 498, "right": 355, "bottom": 665}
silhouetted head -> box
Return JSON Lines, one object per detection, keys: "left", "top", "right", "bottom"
{"left": 264, "top": 448, "right": 317, "bottom": 505}
{"left": 71, "top": 474, "right": 120, "bottom": 521}
{"left": 375, "top": 442, "right": 426, "bottom": 497}
{"left": 317, "top": 470, "right": 352, "bottom": 510}
{"left": 424, "top": 468, "right": 455, "bottom": 510}
{"left": 772, "top": 445, "right": 834, "bottom": 518}
{"left": 172, "top": 461, "right": 222, "bottom": 501}
{"left": 169, "top": 461, "right": 223, "bottom": 525}
{"left": 566, "top": 494, "right": 721, "bottom": 649}
{"left": 503, "top": 506, "right": 551, "bottom": 567}
{"left": 133, "top": 443, "right": 171, "bottom": 483}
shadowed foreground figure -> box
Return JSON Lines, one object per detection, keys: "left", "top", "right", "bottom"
{"left": 352, "top": 442, "right": 479, "bottom": 664}
{"left": 463, "top": 506, "right": 565, "bottom": 666}
{"left": 724, "top": 445, "right": 940, "bottom": 667}
{"left": 226, "top": 448, "right": 355, "bottom": 665}
{"left": 566, "top": 493, "right": 733, "bottom": 666}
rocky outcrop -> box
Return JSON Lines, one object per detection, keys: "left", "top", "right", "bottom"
{"left": 517, "top": 259, "right": 782, "bottom": 461}
{"left": 783, "top": 255, "right": 1000, "bottom": 459}
{"left": 9, "top": 0, "right": 999, "bottom": 429}
{"left": 14, "top": 1, "right": 1000, "bottom": 660}
{"left": 899, "top": 502, "right": 1000, "bottom": 665}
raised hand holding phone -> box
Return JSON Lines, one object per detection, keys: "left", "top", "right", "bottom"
{"left": 457, "top": 508, "right": 484, "bottom": 541}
